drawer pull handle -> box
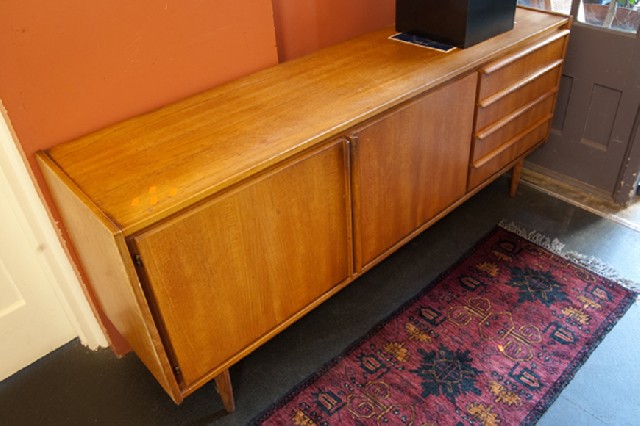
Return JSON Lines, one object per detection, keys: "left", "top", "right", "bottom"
{"left": 473, "top": 114, "right": 553, "bottom": 168}
{"left": 476, "top": 88, "right": 558, "bottom": 140}
{"left": 481, "top": 29, "right": 570, "bottom": 75}
{"left": 479, "top": 59, "right": 563, "bottom": 108}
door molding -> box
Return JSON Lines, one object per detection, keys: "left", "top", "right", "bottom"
{"left": 0, "top": 101, "right": 107, "bottom": 349}
{"left": 613, "top": 34, "right": 640, "bottom": 204}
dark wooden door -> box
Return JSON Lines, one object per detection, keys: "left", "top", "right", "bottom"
{"left": 521, "top": 1, "right": 640, "bottom": 203}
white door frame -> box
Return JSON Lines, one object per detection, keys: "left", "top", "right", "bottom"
{"left": 0, "top": 101, "right": 107, "bottom": 349}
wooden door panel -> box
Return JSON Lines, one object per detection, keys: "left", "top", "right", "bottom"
{"left": 527, "top": 24, "right": 639, "bottom": 197}
{"left": 351, "top": 74, "right": 477, "bottom": 270}
{"left": 551, "top": 74, "right": 572, "bottom": 132}
{"left": 530, "top": 76, "right": 633, "bottom": 193}
{"left": 133, "top": 140, "right": 351, "bottom": 387}
{"left": 582, "top": 84, "right": 623, "bottom": 150}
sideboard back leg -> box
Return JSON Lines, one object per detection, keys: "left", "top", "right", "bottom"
{"left": 510, "top": 158, "right": 525, "bottom": 197}
{"left": 214, "top": 369, "right": 235, "bottom": 413}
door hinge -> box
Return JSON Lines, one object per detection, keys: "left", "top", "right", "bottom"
{"left": 173, "top": 365, "right": 182, "bottom": 380}
{"left": 133, "top": 253, "right": 144, "bottom": 268}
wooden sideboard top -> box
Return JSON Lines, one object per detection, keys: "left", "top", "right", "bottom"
{"left": 41, "top": 7, "right": 568, "bottom": 235}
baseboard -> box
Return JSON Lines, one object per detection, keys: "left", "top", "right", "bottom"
{"left": 521, "top": 163, "right": 640, "bottom": 233}
{"left": 524, "top": 162, "right": 613, "bottom": 201}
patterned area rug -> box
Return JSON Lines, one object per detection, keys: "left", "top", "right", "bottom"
{"left": 252, "top": 227, "right": 638, "bottom": 425}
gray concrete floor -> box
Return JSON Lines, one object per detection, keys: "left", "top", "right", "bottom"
{"left": 522, "top": 167, "right": 640, "bottom": 233}
{"left": 0, "top": 177, "right": 638, "bottom": 425}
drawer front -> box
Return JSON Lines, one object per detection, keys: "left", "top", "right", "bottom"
{"left": 478, "top": 30, "right": 568, "bottom": 102}
{"left": 476, "top": 63, "right": 562, "bottom": 132}
{"left": 473, "top": 92, "right": 556, "bottom": 163}
{"left": 469, "top": 120, "right": 551, "bottom": 189}
{"left": 133, "top": 140, "right": 352, "bottom": 387}
{"left": 468, "top": 28, "right": 569, "bottom": 191}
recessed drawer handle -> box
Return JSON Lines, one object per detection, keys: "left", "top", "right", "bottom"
{"left": 476, "top": 87, "right": 558, "bottom": 140}
{"left": 479, "top": 60, "right": 563, "bottom": 109}
{"left": 473, "top": 114, "right": 553, "bottom": 168}
{"left": 481, "top": 29, "right": 570, "bottom": 75}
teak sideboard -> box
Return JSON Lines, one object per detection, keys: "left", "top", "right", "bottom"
{"left": 37, "top": 7, "right": 571, "bottom": 412}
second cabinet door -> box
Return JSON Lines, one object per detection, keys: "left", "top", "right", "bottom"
{"left": 132, "top": 140, "right": 352, "bottom": 388}
{"left": 351, "top": 73, "right": 477, "bottom": 270}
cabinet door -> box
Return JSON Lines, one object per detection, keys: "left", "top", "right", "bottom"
{"left": 133, "top": 140, "right": 351, "bottom": 387}
{"left": 351, "top": 73, "right": 476, "bottom": 270}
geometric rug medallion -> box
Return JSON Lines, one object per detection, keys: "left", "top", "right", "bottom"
{"left": 251, "top": 227, "right": 637, "bottom": 425}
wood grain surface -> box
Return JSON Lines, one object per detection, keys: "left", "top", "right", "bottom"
{"left": 351, "top": 73, "right": 477, "bottom": 270}
{"left": 132, "top": 140, "right": 352, "bottom": 387}
{"left": 44, "top": 8, "right": 567, "bottom": 236}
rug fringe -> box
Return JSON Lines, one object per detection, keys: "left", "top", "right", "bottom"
{"left": 499, "top": 221, "right": 640, "bottom": 294}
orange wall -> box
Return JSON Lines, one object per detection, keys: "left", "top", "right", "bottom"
{"left": 0, "top": 1, "right": 278, "bottom": 164}
{"left": 0, "top": 0, "right": 395, "bottom": 352}
{"left": 272, "top": 0, "right": 395, "bottom": 61}
{"left": 0, "top": 0, "right": 278, "bottom": 352}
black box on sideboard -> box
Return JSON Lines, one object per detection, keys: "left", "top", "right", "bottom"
{"left": 395, "top": 0, "right": 518, "bottom": 48}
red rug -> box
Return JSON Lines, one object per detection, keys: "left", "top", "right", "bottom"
{"left": 252, "top": 227, "right": 638, "bottom": 425}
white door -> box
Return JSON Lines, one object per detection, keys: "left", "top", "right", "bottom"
{"left": 0, "top": 164, "right": 77, "bottom": 381}
{"left": 0, "top": 119, "right": 79, "bottom": 381}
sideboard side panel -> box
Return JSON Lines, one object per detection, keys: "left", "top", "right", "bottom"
{"left": 36, "top": 153, "right": 181, "bottom": 401}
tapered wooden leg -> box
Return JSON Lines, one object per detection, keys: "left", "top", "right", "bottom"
{"left": 214, "top": 369, "right": 236, "bottom": 413}
{"left": 510, "top": 158, "right": 525, "bottom": 197}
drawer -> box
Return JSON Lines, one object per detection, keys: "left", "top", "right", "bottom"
{"left": 478, "top": 30, "right": 568, "bottom": 102}
{"left": 473, "top": 91, "right": 556, "bottom": 163}
{"left": 469, "top": 119, "right": 551, "bottom": 190}
{"left": 476, "top": 63, "right": 562, "bottom": 131}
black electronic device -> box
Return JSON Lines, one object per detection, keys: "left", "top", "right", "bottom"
{"left": 395, "top": 0, "right": 518, "bottom": 48}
